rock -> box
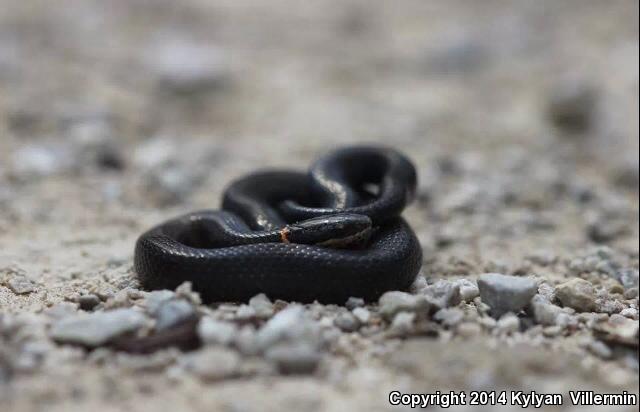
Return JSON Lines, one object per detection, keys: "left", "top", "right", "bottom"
{"left": 378, "top": 291, "right": 429, "bottom": 320}
{"left": 50, "top": 309, "right": 147, "bottom": 347}
{"left": 333, "top": 312, "right": 360, "bottom": 332}
{"left": 197, "top": 317, "right": 237, "bottom": 346}
{"left": 477, "top": 273, "right": 538, "bottom": 318}
{"left": 531, "top": 295, "right": 563, "bottom": 326}
{"left": 615, "top": 269, "right": 639, "bottom": 289}
{"left": 265, "top": 342, "right": 321, "bottom": 375}
{"left": 454, "top": 279, "right": 479, "bottom": 302}
{"left": 389, "top": 312, "right": 416, "bottom": 336}
{"left": 433, "top": 308, "right": 464, "bottom": 327}
{"left": 78, "top": 294, "right": 101, "bottom": 311}
{"left": 143, "top": 290, "right": 176, "bottom": 313}
{"left": 352, "top": 307, "right": 371, "bottom": 324}
{"left": 236, "top": 305, "right": 257, "bottom": 320}
{"left": 255, "top": 305, "right": 321, "bottom": 352}
{"left": 7, "top": 276, "right": 36, "bottom": 295}
{"left": 144, "top": 165, "right": 201, "bottom": 206}
{"left": 496, "top": 313, "right": 520, "bottom": 334}
{"left": 554, "top": 278, "right": 597, "bottom": 312}
{"left": 248, "top": 293, "right": 274, "bottom": 319}
{"left": 345, "top": 297, "right": 365, "bottom": 309}
{"left": 154, "top": 299, "right": 196, "bottom": 330}
{"left": 423, "top": 280, "right": 461, "bottom": 310}
{"left": 182, "top": 347, "right": 240, "bottom": 381}
{"left": 620, "top": 308, "right": 638, "bottom": 319}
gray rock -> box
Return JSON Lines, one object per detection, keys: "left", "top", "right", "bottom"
{"left": 255, "top": 305, "right": 321, "bottom": 352}
{"left": 78, "top": 294, "right": 101, "bottom": 311}
{"left": 352, "top": 307, "right": 371, "bottom": 324}
{"left": 265, "top": 342, "right": 321, "bottom": 375}
{"left": 333, "top": 312, "right": 360, "bottom": 332}
{"left": 7, "top": 276, "right": 36, "bottom": 295}
{"left": 424, "top": 280, "right": 462, "bottom": 309}
{"left": 154, "top": 299, "right": 195, "bottom": 330}
{"left": 433, "top": 308, "right": 464, "bottom": 327}
{"left": 477, "top": 273, "right": 538, "bottom": 318}
{"left": 496, "top": 313, "right": 520, "bottom": 334}
{"left": 248, "top": 293, "right": 274, "bottom": 318}
{"left": 389, "top": 312, "right": 416, "bottom": 335}
{"left": 182, "top": 347, "right": 240, "bottom": 381}
{"left": 615, "top": 269, "right": 639, "bottom": 289}
{"left": 50, "top": 309, "right": 147, "bottom": 347}
{"left": 236, "top": 305, "right": 257, "bottom": 320}
{"left": 378, "top": 291, "right": 429, "bottom": 320}
{"left": 197, "top": 317, "right": 237, "bottom": 346}
{"left": 144, "top": 290, "right": 176, "bottom": 313}
{"left": 345, "top": 297, "right": 365, "bottom": 309}
{"left": 554, "top": 278, "right": 597, "bottom": 312}
{"left": 454, "top": 279, "right": 479, "bottom": 302}
{"left": 10, "top": 144, "right": 71, "bottom": 180}
{"left": 531, "top": 295, "right": 563, "bottom": 326}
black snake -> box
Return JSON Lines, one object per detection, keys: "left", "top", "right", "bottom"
{"left": 134, "top": 146, "right": 422, "bottom": 303}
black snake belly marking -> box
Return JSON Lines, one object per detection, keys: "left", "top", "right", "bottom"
{"left": 134, "top": 146, "right": 422, "bottom": 303}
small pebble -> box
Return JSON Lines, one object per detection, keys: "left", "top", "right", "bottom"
{"left": 555, "top": 278, "right": 597, "bottom": 312}
{"left": 197, "top": 317, "right": 237, "bottom": 346}
{"left": 433, "top": 308, "right": 464, "bottom": 327}
{"left": 496, "top": 313, "right": 520, "bottom": 334}
{"left": 50, "top": 309, "right": 147, "bottom": 347}
{"left": 248, "top": 293, "right": 274, "bottom": 319}
{"left": 154, "top": 299, "right": 196, "bottom": 330}
{"left": 477, "top": 273, "right": 538, "bottom": 318}
{"left": 423, "top": 280, "right": 461, "bottom": 310}
{"left": 378, "top": 291, "right": 429, "bottom": 320}
{"left": 7, "top": 276, "right": 36, "bottom": 295}
{"left": 182, "top": 347, "right": 240, "bottom": 381}
{"left": 265, "top": 342, "right": 321, "bottom": 375}
{"left": 345, "top": 297, "right": 365, "bottom": 309}
{"left": 454, "top": 279, "right": 479, "bottom": 302}
{"left": 389, "top": 312, "right": 416, "bottom": 336}
{"left": 333, "top": 312, "right": 360, "bottom": 332}
{"left": 352, "top": 307, "right": 371, "bottom": 324}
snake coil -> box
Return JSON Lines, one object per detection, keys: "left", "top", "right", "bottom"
{"left": 134, "top": 146, "right": 422, "bottom": 303}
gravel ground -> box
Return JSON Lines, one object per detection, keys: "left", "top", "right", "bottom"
{"left": 1, "top": 1, "right": 638, "bottom": 411}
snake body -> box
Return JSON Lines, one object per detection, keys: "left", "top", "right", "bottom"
{"left": 134, "top": 146, "right": 422, "bottom": 303}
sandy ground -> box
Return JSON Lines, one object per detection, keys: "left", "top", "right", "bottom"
{"left": 0, "top": 1, "right": 638, "bottom": 411}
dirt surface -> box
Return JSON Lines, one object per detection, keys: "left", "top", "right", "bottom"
{"left": 1, "top": 1, "right": 638, "bottom": 411}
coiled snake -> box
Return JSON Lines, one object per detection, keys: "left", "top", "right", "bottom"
{"left": 134, "top": 146, "right": 422, "bottom": 303}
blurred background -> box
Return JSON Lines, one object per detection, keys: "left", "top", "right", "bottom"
{"left": 0, "top": 1, "right": 638, "bottom": 411}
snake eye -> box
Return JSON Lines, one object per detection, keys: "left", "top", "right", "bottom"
{"left": 286, "top": 214, "right": 372, "bottom": 247}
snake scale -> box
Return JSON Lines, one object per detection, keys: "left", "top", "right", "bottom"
{"left": 134, "top": 146, "right": 422, "bottom": 303}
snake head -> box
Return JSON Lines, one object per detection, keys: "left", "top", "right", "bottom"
{"left": 284, "top": 214, "right": 372, "bottom": 248}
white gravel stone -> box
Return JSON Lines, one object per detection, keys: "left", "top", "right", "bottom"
{"left": 378, "top": 291, "right": 429, "bottom": 320}
{"left": 423, "top": 280, "right": 462, "bottom": 310}
{"left": 433, "top": 308, "right": 464, "bottom": 327}
{"left": 454, "top": 279, "right": 479, "bottom": 302}
{"left": 351, "top": 307, "right": 371, "bottom": 324}
{"left": 531, "top": 295, "right": 564, "bottom": 326}
{"left": 248, "top": 293, "right": 274, "bottom": 318}
{"left": 197, "top": 317, "right": 237, "bottom": 346}
{"left": 154, "top": 299, "right": 195, "bottom": 330}
{"left": 50, "top": 309, "right": 147, "bottom": 347}
{"left": 333, "top": 312, "right": 360, "bottom": 332}
{"left": 7, "top": 276, "right": 36, "bottom": 295}
{"left": 477, "top": 273, "right": 538, "bottom": 318}
{"left": 389, "top": 312, "right": 416, "bottom": 335}
{"left": 182, "top": 347, "right": 240, "bottom": 381}
{"left": 265, "top": 342, "right": 321, "bottom": 375}
{"left": 345, "top": 297, "right": 365, "bottom": 309}
{"left": 255, "top": 305, "right": 320, "bottom": 352}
